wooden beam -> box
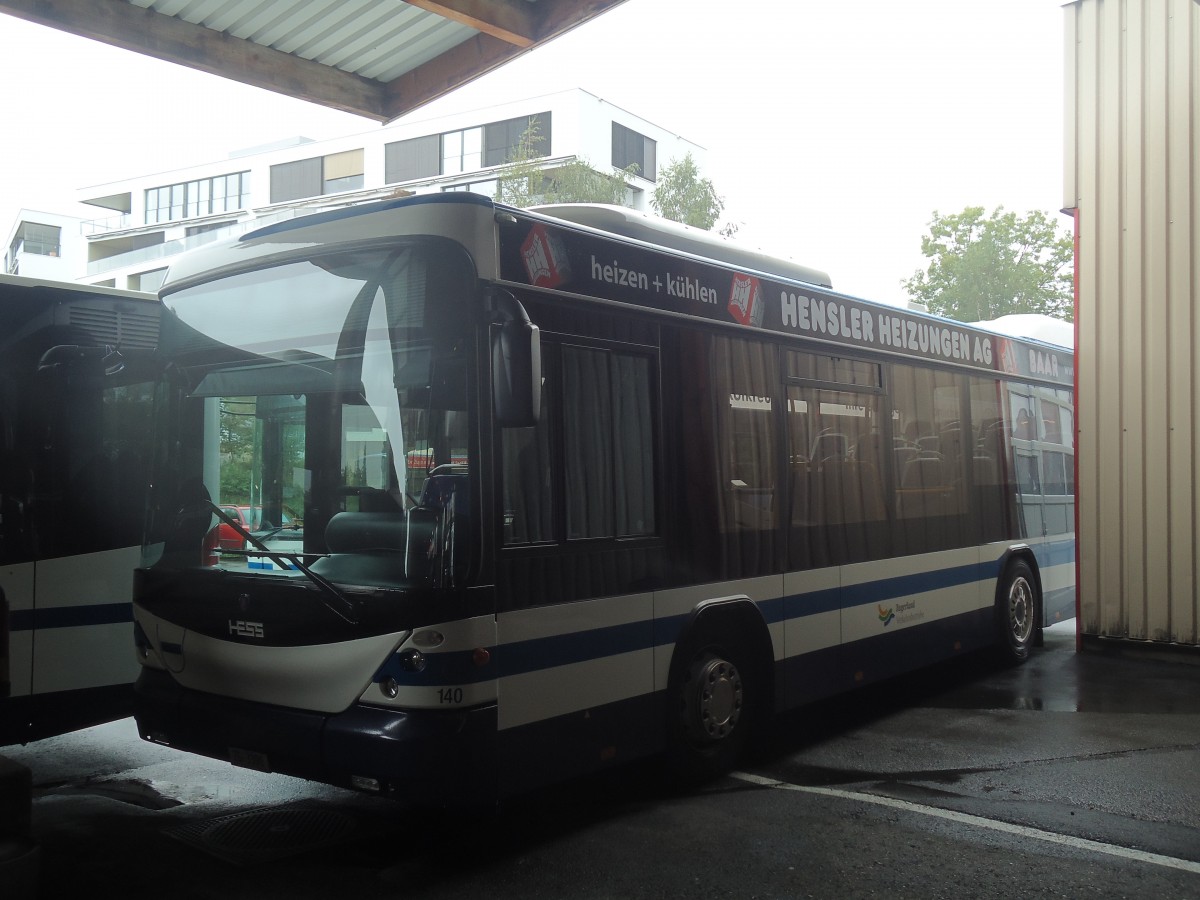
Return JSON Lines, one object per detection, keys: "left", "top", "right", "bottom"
{"left": 403, "top": 0, "right": 537, "bottom": 48}
{"left": 0, "top": 0, "right": 391, "bottom": 120}
{"left": 381, "top": 0, "right": 630, "bottom": 121}
{"left": 382, "top": 32, "right": 525, "bottom": 121}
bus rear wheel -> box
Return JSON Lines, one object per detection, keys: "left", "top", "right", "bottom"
{"left": 997, "top": 559, "right": 1039, "bottom": 663}
{"left": 667, "top": 643, "right": 753, "bottom": 783}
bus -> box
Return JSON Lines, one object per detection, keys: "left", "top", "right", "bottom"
{"left": 0, "top": 275, "right": 159, "bottom": 745}
{"left": 130, "top": 194, "right": 1075, "bottom": 802}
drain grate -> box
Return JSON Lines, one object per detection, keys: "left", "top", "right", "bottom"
{"left": 167, "top": 805, "right": 360, "bottom": 865}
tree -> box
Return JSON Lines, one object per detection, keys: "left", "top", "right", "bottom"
{"left": 650, "top": 153, "right": 728, "bottom": 232}
{"left": 496, "top": 117, "right": 638, "bottom": 208}
{"left": 903, "top": 207, "right": 1074, "bottom": 322}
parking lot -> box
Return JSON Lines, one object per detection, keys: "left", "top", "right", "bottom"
{"left": 6, "top": 622, "right": 1200, "bottom": 899}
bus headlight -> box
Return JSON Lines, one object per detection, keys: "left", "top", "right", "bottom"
{"left": 397, "top": 648, "right": 426, "bottom": 672}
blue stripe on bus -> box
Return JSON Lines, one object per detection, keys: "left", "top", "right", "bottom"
{"left": 780, "top": 588, "right": 842, "bottom": 617}
{"left": 8, "top": 602, "right": 133, "bottom": 633}
{"left": 840, "top": 562, "right": 983, "bottom": 607}
{"left": 388, "top": 560, "right": 1004, "bottom": 686}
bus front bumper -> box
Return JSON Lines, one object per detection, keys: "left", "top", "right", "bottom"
{"left": 134, "top": 668, "right": 498, "bottom": 806}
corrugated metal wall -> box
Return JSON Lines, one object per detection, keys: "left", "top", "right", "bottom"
{"left": 1065, "top": 0, "right": 1200, "bottom": 648}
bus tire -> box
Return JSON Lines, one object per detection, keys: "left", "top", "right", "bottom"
{"left": 996, "top": 558, "right": 1039, "bottom": 663}
{"left": 666, "top": 637, "right": 755, "bottom": 784}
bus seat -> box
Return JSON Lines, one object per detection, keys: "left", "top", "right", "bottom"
{"left": 855, "top": 432, "right": 885, "bottom": 469}
{"left": 324, "top": 511, "right": 407, "bottom": 553}
{"left": 898, "top": 455, "right": 948, "bottom": 519}
{"left": 902, "top": 455, "right": 944, "bottom": 489}
{"left": 810, "top": 432, "right": 848, "bottom": 462}
{"left": 893, "top": 446, "right": 918, "bottom": 479}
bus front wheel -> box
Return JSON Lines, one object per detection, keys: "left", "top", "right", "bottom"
{"left": 997, "top": 558, "right": 1039, "bottom": 663}
{"left": 667, "top": 641, "right": 753, "bottom": 783}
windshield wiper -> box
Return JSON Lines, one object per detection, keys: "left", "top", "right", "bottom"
{"left": 206, "top": 502, "right": 359, "bottom": 624}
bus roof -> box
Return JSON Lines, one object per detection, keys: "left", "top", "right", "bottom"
{"left": 156, "top": 193, "right": 1072, "bottom": 387}
{"left": 529, "top": 204, "right": 832, "bottom": 290}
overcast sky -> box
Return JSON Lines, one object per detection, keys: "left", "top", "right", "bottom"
{"left": 0, "top": 0, "right": 1066, "bottom": 305}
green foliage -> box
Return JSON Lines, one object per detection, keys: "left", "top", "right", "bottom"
{"left": 650, "top": 153, "right": 725, "bottom": 231}
{"left": 219, "top": 398, "right": 256, "bottom": 505}
{"left": 903, "top": 206, "right": 1074, "bottom": 323}
{"left": 496, "top": 117, "right": 638, "bottom": 207}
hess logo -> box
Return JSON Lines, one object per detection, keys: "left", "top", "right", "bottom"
{"left": 229, "top": 620, "right": 265, "bottom": 639}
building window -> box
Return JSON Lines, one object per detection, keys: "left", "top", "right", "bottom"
{"left": 385, "top": 112, "right": 552, "bottom": 185}
{"left": 322, "top": 149, "right": 364, "bottom": 194}
{"left": 612, "top": 122, "right": 656, "bottom": 181}
{"left": 484, "top": 113, "right": 551, "bottom": 166}
{"left": 146, "top": 172, "right": 249, "bottom": 224}
{"left": 11, "top": 221, "right": 61, "bottom": 258}
{"left": 270, "top": 151, "right": 365, "bottom": 203}
{"left": 442, "top": 127, "right": 482, "bottom": 175}
{"left": 385, "top": 135, "right": 440, "bottom": 183}
{"left": 270, "top": 157, "right": 322, "bottom": 203}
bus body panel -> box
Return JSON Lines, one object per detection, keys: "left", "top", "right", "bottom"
{"left": 496, "top": 592, "right": 653, "bottom": 732}
{"left": 1031, "top": 535, "right": 1077, "bottom": 624}
{"left": 30, "top": 546, "right": 139, "bottom": 695}
{"left": 0, "top": 275, "right": 158, "bottom": 745}
{"left": 2, "top": 563, "right": 35, "bottom": 702}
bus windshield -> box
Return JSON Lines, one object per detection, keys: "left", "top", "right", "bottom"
{"left": 143, "top": 241, "right": 474, "bottom": 589}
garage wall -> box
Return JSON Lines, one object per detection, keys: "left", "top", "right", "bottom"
{"left": 1065, "top": 0, "right": 1200, "bottom": 649}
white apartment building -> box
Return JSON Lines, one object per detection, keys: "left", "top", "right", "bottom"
{"left": 4, "top": 210, "right": 90, "bottom": 282}
{"left": 5, "top": 89, "right": 705, "bottom": 292}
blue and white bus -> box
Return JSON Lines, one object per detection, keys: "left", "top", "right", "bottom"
{"left": 0, "top": 274, "right": 158, "bottom": 745}
{"left": 130, "top": 194, "right": 1075, "bottom": 802}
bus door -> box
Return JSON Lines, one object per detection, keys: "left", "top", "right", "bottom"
{"left": 781, "top": 354, "right": 888, "bottom": 702}
{"left": 1007, "top": 387, "right": 1045, "bottom": 540}
{"left": 495, "top": 338, "right": 658, "bottom": 792}
{"left": 1006, "top": 386, "right": 1076, "bottom": 623}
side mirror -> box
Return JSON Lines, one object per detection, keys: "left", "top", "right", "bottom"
{"left": 492, "top": 313, "right": 541, "bottom": 428}
{"left": 38, "top": 344, "right": 113, "bottom": 374}
{"left": 38, "top": 344, "right": 159, "bottom": 379}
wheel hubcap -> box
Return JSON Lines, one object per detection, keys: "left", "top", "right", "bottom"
{"left": 1008, "top": 576, "right": 1033, "bottom": 643}
{"left": 684, "top": 655, "right": 743, "bottom": 743}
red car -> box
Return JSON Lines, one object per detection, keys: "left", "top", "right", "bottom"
{"left": 203, "top": 506, "right": 298, "bottom": 566}
{"left": 212, "top": 506, "right": 264, "bottom": 551}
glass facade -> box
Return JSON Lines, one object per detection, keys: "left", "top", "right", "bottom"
{"left": 145, "top": 173, "right": 249, "bottom": 224}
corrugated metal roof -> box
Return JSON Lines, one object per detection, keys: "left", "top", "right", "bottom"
{"left": 0, "top": 0, "right": 626, "bottom": 121}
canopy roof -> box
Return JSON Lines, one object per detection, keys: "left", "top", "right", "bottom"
{"left": 0, "top": 0, "right": 626, "bottom": 122}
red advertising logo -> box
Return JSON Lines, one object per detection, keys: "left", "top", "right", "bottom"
{"left": 997, "top": 337, "right": 1019, "bottom": 374}
{"left": 728, "top": 273, "right": 763, "bottom": 327}
{"left": 520, "top": 224, "right": 571, "bottom": 288}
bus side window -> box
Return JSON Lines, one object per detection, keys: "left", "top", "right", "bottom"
{"left": 502, "top": 422, "right": 553, "bottom": 545}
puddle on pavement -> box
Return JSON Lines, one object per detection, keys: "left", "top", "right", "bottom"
{"left": 166, "top": 803, "right": 372, "bottom": 865}
{"left": 37, "top": 777, "right": 183, "bottom": 810}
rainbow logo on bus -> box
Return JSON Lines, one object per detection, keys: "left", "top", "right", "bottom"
{"left": 878, "top": 604, "right": 896, "bottom": 627}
